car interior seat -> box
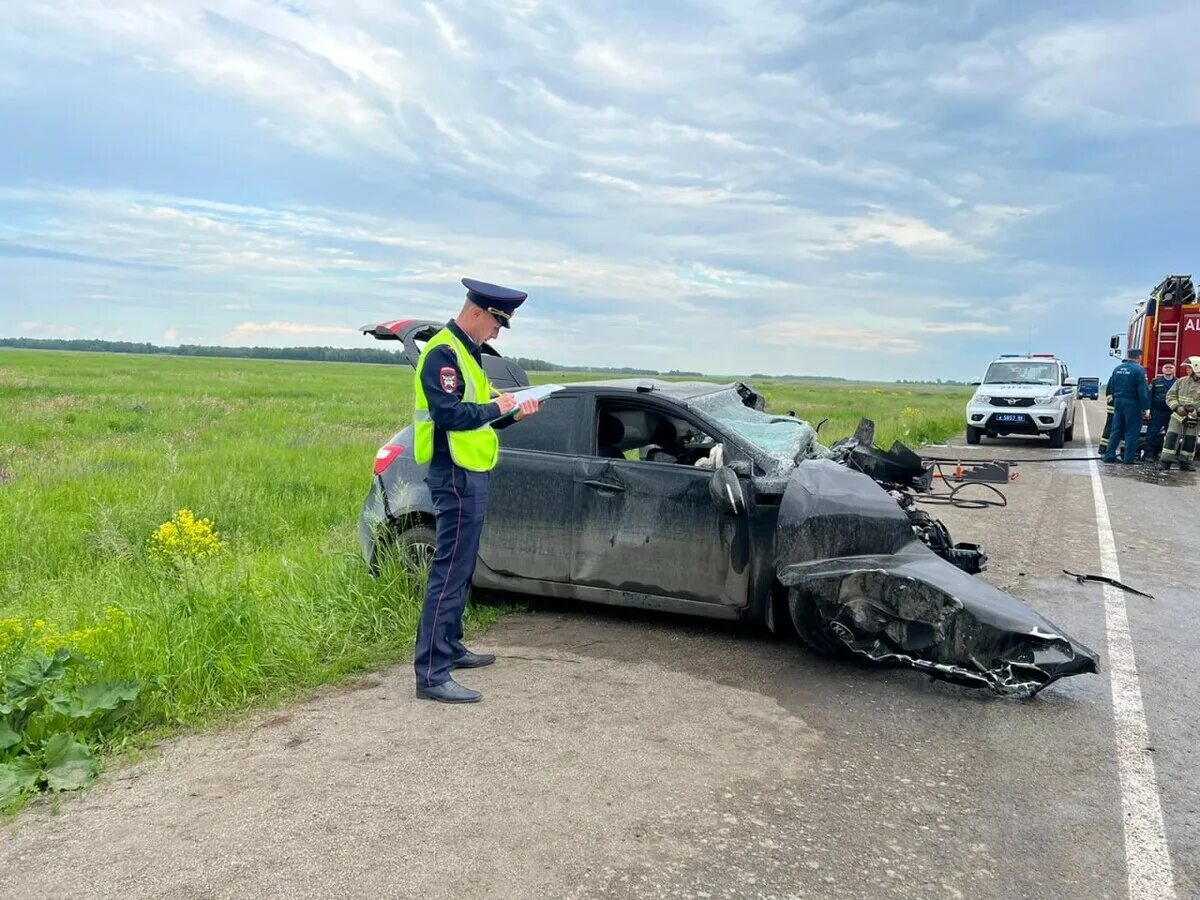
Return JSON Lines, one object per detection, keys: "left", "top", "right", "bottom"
{"left": 644, "top": 417, "right": 680, "bottom": 463}
{"left": 597, "top": 413, "right": 625, "bottom": 458}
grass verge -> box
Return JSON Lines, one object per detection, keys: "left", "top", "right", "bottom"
{"left": 0, "top": 349, "right": 968, "bottom": 809}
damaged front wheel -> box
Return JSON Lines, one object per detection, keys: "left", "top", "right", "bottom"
{"left": 788, "top": 587, "right": 841, "bottom": 657}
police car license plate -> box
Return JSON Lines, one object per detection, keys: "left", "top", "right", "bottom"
{"left": 995, "top": 414, "right": 1025, "bottom": 423}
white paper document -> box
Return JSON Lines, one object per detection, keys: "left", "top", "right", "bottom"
{"left": 510, "top": 384, "right": 564, "bottom": 404}
{"left": 491, "top": 383, "right": 564, "bottom": 420}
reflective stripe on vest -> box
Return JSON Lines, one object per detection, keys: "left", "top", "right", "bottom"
{"left": 412, "top": 328, "right": 499, "bottom": 472}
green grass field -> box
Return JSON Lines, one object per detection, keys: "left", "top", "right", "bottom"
{"left": 0, "top": 349, "right": 969, "bottom": 790}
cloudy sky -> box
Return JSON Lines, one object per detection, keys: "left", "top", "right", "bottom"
{"left": 1, "top": 0, "right": 1196, "bottom": 380}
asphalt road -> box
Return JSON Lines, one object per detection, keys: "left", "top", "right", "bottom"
{"left": 2, "top": 400, "right": 1195, "bottom": 899}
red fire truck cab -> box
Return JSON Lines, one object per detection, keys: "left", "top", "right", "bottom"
{"left": 1111, "top": 275, "right": 1200, "bottom": 376}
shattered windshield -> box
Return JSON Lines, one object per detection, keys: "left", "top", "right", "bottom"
{"left": 983, "top": 362, "right": 1058, "bottom": 385}
{"left": 689, "top": 388, "right": 820, "bottom": 466}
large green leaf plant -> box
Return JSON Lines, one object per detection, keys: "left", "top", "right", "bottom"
{"left": 0, "top": 648, "right": 139, "bottom": 810}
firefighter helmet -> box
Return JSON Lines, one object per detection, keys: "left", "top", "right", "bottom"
{"left": 1185, "top": 356, "right": 1200, "bottom": 376}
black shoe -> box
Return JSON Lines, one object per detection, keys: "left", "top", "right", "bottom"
{"left": 451, "top": 649, "right": 496, "bottom": 669}
{"left": 1181, "top": 462, "right": 1196, "bottom": 472}
{"left": 1160, "top": 460, "right": 1174, "bottom": 470}
{"left": 416, "top": 679, "right": 482, "bottom": 703}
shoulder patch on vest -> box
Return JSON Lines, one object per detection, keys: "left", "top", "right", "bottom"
{"left": 439, "top": 366, "right": 458, "bottom": 393}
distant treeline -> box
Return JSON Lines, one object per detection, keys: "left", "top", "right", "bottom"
{"left": 0, "top": 337, "right": 408, "bottom": 366}
{"left": 0, "top": 339, "right": 967, "bottom": 382}
{"left": 0, "top": 337, "right": 689, "bottom": 376}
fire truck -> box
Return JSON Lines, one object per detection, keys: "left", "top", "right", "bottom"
{"left": 1101, "top": 275, "right": 1199, "bottom": 457}
{"left": 1110, "top": 274, "right": 1200, "bottom": 372}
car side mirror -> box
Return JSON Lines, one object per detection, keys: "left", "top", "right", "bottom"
{"left": 970, "top": 380, "right": 982, "bottom": 387}
{"left": 1109, "top": 334, "right": 1121, "bottom": 358}
{"left": 709, "top": 466, "right": 746, "bottom": 517}
{"left": 1064, "top": 377, "right": 1078, "bottom": 387}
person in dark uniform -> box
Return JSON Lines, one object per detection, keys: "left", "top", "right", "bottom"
{"left": 411, "top": 278, "right": 541, "bottom": 703}
{"left": 1145, "top": 362, "right": 1177, "bottom": 461}
{"left": 1102, "top": 348, "right": 1150, "bottom": 465}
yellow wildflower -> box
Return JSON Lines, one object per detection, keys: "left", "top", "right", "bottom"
{"left": 0, "top": 617, "right": 25, "bottom": 653}
{"left": 148, "top": 508, "right": 224, "bottom": 562}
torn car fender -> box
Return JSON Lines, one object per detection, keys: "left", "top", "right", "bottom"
{"left": 774, "top": 460, "right": 1099, "bottom": 696}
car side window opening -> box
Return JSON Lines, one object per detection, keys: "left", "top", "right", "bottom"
{"left": 499, "top": 394, "right": 580, "bottom": 453}
{"left": 593, "top": 402, "right": 719, "bottom": 467}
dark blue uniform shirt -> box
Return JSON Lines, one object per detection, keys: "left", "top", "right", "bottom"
{"left": 1149, "top": 376, "right": 1176, "bottom": 413}
{"left": 1107, "top": 360, "right": 1150, "bottom": 410}
{"left": 419, "top": 320, "right": 514, "bottom": 472}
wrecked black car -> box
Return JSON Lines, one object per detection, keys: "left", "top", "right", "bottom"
{"left": 359, "top": 319, "right": 1099, "bottom": 696}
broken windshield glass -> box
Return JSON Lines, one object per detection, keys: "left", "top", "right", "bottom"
{"left": 690, "top": 388, "right": 822, "bottom": 465}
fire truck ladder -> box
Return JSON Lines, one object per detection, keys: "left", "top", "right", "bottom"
{"left": 1156, "top": 321, "right": 1179, "bottom": 374}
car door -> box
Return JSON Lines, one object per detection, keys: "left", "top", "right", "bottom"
{"left": 473, "top": 391, "right": 585, "bottom": 587}
{"left": 572, "top": 395, "right": 750, "bottom": 608}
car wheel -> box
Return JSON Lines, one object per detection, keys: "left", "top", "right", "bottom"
{"left": 787, "top": 587, "right": 844, "bottom": 658}
{"left": 1047, "top": 423, "right": 1065, "bottom": 448}
{"left": 1064, "top": 421, "right": 1074, "bottom": 442}
{"left": 966, "top": 425, "right": 982, "bottom": 445}
{"left": 389, "top": 524, "right": 437, "bottom": 579}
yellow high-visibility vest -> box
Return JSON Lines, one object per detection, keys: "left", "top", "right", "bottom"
{"left": 413, "top": 328, "right": 499, "bottom": 472}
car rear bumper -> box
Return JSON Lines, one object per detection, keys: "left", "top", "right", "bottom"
{"left": 359, "top": 477, "right": 387, "bottom": 572}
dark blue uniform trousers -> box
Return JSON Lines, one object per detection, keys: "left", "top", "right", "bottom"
{"left": 1104, "top": 400, "right": 1143, "bottom": 464}
{"left": 414, "top": 466, "right": 489, "bottom": 689}
{"left": 1147, "top": 409, "right": 1172, "bottom": 457}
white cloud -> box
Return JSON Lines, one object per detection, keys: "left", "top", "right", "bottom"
{"left": 918, "top": 322, "right": 1010, "bottom": 335}
{"left": 226, "top": 321, "right": 359, "bottom": 344}
{"left": 751, "top": 319, "right": 925, "bottom": 355}
{"left": 423, "top": 3, "right": 470, "bottom": 56}
{"left": 18, "top": 321, "right": 79, "bottom": 337}
{"left": 2, "top": 1, "right": 1189, "bottom": 380}
{"left": 833, "top": 212, "right": 979, "bottom": 258}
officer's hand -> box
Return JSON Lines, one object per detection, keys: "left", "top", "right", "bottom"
{"left": 495, "top": 393, "right": 517, "bottom": 414}
{"left": 516, "top": 398, "right": 541, "bottom": 419}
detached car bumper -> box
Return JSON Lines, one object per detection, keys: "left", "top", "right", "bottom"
{"left": 776, "top": 460, "right": 1099, "bottom": 696}
{"left": 780, "top": 543, "right": 1099, "bottom": 695}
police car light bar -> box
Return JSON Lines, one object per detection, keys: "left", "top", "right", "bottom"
{"left": 999, "top": 354, "right": 1020, "bottom": 358}
{"left": 1031, "top": 353, "right": 1055, "bottom": 357}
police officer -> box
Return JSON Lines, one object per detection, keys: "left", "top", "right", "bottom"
{"left": 1161, "top": 356, "right": 1200, "bottom": 472}
{"left": 1145, "top": 362, "right": 1177, "bottom": 460}
{"left": 412, "top": 278, "right": 541, "bottom": 703}
{"left": 1102, "top": 347, "right": 1149, "bottom": 465}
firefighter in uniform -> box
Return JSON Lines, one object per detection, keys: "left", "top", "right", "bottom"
{"left": 1145, "top": 362, "right": 1176, "bottom": 461}
{"left": 1098, "top": 382, "right": 1117, "bottom": 456}
{"left": 1161, "top": 356, "right": 1200, "bottom": 472}
{"left": 1102, "top": 348, "right": 1150, "bottom": 465}
{"left": 412, "top": 278, "right": 541, "bottom": 703}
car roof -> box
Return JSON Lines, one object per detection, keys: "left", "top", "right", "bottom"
{"left": 988, "top": 355, "right": 1061, "bottom": 362}
{"left": 556, "top": 378, "right": 738, "bottom": 401}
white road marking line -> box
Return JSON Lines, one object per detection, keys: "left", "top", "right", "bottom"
{"left": 1082, "top": 411, "right": 1177, "bottom": 899}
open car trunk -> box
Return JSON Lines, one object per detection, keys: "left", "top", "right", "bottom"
{"left": 361, "top": 318, "right": 530, "bottom": 390}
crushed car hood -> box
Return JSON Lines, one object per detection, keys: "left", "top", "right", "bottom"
{"left": 773, "top": 460, "right": 1099, "bottom": 696}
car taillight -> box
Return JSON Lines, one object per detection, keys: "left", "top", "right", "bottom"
{"left": 374, "top": 444, "right": 405, "bottom": 475}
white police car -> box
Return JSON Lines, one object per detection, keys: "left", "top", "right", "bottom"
{"left": 966, "top": 354, "right": 1078, "bottom": 447}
